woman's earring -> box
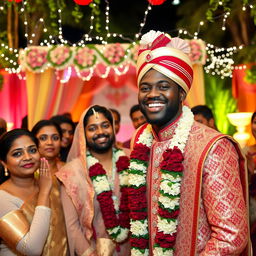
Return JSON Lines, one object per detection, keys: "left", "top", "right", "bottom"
{"left": 4, "top": 167, "right": 8, "bottom": 176}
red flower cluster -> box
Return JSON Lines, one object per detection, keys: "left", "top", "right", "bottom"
{"left": 160, "top": 147, "right": 184, "bottom": 172}
{"left": 130, "top": 143, "right": 150, "bottom": 161}
{"left": 130, "top": 237, "right": 148, "bottom": 249}
{"left": 158, "top": 208, "right": 180, "bottom": 219}
{"left": 116, "top": 156, "right": 130, "bottom": 173}
{"left": 88, "top": 163, "right": 106, "bottom": 177}
{"left": 128, "top": 186, "right": 147, "bottom": 212}
{"left": 155, "top": 231, "right": 176, "bottom": 248}
{"left": 97, "top": 191, "right": 118, "bottom": 229}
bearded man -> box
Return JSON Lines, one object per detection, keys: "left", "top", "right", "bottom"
{"left": 128, "top": 31, "right": 250, "bottom": 255}
{"left": 56, "top": 105, "right": 130, "bottom": 256}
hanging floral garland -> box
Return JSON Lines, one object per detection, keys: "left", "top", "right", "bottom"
{"left": 73, "top": 47, "right": 97, "bottom": 71}
{"left": 25, "top": 47, "right": 48, "bottom": 72}
{"left": 47, "top": 46, "right": 73, "bottom": 69}
{"left": 128, "top": 106, "right": 194, "bottom": 256}
{"left": 87, "top": 148, "right": 130, "bottom": 243}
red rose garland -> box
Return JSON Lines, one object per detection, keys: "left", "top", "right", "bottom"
{"left": 128, "top": 106, "right": 194, "bottom": 256}
{"left": 88, "top": 149, "right": 130, "bottom": 242}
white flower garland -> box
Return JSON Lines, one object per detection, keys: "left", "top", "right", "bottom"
{"left": 87, "top": 148, "right": 129, "bottom": 243}
{"left": 129, "top": 106, "right": 194, "bottom": 256}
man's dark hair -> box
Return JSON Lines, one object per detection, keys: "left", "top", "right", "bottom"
{"left": 50, "top": 115, "right": 75, "bottom": 131}
{"left": 83, "top": 105, "right": 113, "bottom": 128}
{"left": 130, "top": 104, "right": 141, "bottom": 119}
{"left": 109, "top": 108, "right": 121, "bottom": 123}
{"left": 191, "top": 105, "right": 214, "bottom": 121}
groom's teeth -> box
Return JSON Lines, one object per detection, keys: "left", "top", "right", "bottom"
{"left": 148, "top": 103, "right": 164, "bottom": 107}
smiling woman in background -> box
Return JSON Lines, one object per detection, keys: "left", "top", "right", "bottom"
{"left": 0, "top": 129, "right": 52, "bottom": 255}
{"left": 31, "top": 120, "right": 68, "bottom": 255}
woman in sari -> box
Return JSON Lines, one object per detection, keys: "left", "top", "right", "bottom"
{"left": 0, "top": 129, "right": 52, "bottom": 255}
{"left": 31, "top": 120, "right": 68, "bottom": 254}
{"left": 31, "top": 120, "right": 65, "bottom": 174}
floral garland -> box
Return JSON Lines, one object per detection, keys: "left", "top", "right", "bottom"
{"left": 73, "top": 47, "right": 97, "bottom": 70}
{"left": 128, "top": 106, "right": 194, "bottom": 256}
{"left": 47, "top": 46, "right": 73, "bottom": 69}
{"left": 26, "top": 47, "right": 48, "bottom": 72}
{"left": 87, "top": 148, "right": 130, "bottom": 243}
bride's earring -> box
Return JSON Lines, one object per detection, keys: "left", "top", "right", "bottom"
{"left": 4, "top": 167, "right": 8, "bottom": 176}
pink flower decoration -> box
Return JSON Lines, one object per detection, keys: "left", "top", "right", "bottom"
{"left": 103, "top": 43, "right": 125, "bottom": 64}
{"left": 26, "top": 48, "right": 47, "bottom": 70}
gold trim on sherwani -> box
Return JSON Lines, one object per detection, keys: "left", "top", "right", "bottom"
{"left": 0, "top": 209, "right": 29, "bottom": 249}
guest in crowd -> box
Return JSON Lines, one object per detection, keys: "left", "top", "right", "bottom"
{"left": 32, "top": 120, "right": 65, "bottom": 172}
{"left": 0, "top": 117, "right": 7, "bottom": 135}
{"left": 21, "top": 115, "right": 28, "bottom": 130}
{"left": 0, "top": 129, "right": 67, "bottom": 255}
{"left": 191, "top": 105, "right": 217, "bottom": 130}
{"left": 56, "top": 105, "right": 130, "bottom": 256}
{"left": 31, "top": 120, "right": 68, "bottom": 253}
{"left": 122, "top": 104, "right": 146, "bottom": 149}
{"left": 0, "top": 117, "right": 8, "bottom": 184}
{"left": 50, "top": 115, "right": 75, "bottom": 162}
{"left": 244, "top": 111, "right": 256, "bottom": 254}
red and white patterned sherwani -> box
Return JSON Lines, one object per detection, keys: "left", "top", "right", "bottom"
{"left": 132, "top": 118, "right": 250, "bottom": 256}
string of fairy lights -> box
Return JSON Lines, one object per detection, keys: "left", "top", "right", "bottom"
{"left": 0, "top": 0, "right": 254, "bottom": 79}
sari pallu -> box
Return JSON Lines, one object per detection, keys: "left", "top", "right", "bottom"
{"left": 0, "top": 177, "right": 68, "bottom": 255}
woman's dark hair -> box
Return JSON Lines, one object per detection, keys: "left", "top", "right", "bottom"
{"left": 31, "top": 120, "right": 62, "bottom": 139}
{"left": 0, "top": 129, "right": 38, "bottom": 162}
{"left": 83, "top": 105, "right": 113, "bottom": 128}
{"left": 251, "top": 112, "right": 256, "bottom": 123}
{"left": 50, "top": 115, "right": 75, "bottom": 132}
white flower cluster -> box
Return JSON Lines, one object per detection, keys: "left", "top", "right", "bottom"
{"left": 160, "top": 180, "right": 180, "bottom": 196}
{"left": 130, "top": 219, "right": 148, "bottom": 236}
{"left": 159, "top": 196, "right": 180, "bottom": 210}
{"left": 129, "top": 173, "right": 146, "bottom": 187}
{"left": 87, "top": 154, "right": 99, "bottom": 168}
{"left": 137, "top": 125, "right": 153, "bottom": 147}
{"left": 115, "top": 148, "right": 126, "bottom": 159}
{"left": 108, "top": 227, "right": 129, "bottom": 243}
{"left": 92, "top": 176, "right": 111, "bottom": 195}
{"left": 119, "top": 171, "right": 129, "bottom": 187}
{"left": 140, "top": 30, "right": 163, "bottom": 48}
{"left": 131, "top": 248, "right": 149, "bottom": 256}
{"left": 153, "top": 247, "right": 174, "bottom": 256}
{"left": 162, "top": 173, "right": 181, "bottom": 182}
{"left": 130, "top": 161, "right": 147, "bottom": 173}
{"left": 168, "top": 106, "right": 194, "bottom": 152}
{"left": 157, "top": 216, "right": 177, "bottom": 235}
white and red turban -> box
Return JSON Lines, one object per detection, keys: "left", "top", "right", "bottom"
{"left": 137, "top": 30, "right": 193, "bottom": 94}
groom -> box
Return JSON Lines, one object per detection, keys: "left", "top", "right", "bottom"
{"left": 128, "top": 31, "right": 249, "bottom": 255}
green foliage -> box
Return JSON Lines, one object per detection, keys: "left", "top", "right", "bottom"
{"left": 245, "top": 65, "right": 256, "bottom": 84}
{"left": 207, "top": 0, "right": 256, "bottom": 25}
{"left": 0, "top": 31, "right": 17, "bottom": 69}
{"left": 204, "top": 73, "right": 237, "bottom": 135}
{"left": 90, "top": 0, "right": 101, "bottom": 33}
